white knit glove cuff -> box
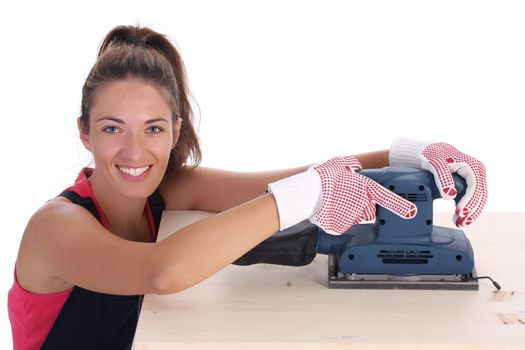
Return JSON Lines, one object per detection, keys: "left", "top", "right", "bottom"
{"left": 389, "top": 137, "right": 432, "bottom": 168}
{"left": 267, "top": 170, "right": 322, "bottom": 231}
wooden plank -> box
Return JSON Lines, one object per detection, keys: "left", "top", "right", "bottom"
{"left": 134, "top": 212, "right": 525, "bottom": 349}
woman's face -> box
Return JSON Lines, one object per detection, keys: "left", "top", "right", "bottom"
{"left": 79, "top": 78, "right": 180, "bottom": 199}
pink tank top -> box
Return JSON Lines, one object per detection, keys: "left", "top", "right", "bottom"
{"left": 8, "top": 272, "right": 73, "bottom": 350}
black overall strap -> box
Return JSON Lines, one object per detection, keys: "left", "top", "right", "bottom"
{"left": 60, "top": 190, "right": 102, "bottom": 222}
{"left": 147, "top": 189, "right": 165, "bottom": 237}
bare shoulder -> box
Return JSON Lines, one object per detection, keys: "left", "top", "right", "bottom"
{"left": 24, "top": 196, "right": 102, "bottom": 242}
{"left": 17, "top": 197, "right": 106, "bottom": 293}
{"left": 30, "top": 196, "right": 98, "bottom": 226}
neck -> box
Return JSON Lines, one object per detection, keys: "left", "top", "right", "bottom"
{"left": 88, "top": 171, "right": 150, "bottom": 241}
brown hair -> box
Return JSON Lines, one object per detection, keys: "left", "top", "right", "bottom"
{"left": 80, "top": 25, "right": 201, "bottom": 171}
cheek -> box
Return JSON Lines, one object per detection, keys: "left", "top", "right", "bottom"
{"left": 150, "top": 139, "right": 174, "bottom": 160}
{"left": 90, "top": 137, "right": 121, "bottom": 160}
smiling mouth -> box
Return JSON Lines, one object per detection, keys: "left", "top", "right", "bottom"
{"left": 117, "top": 165, "right": 151, "bottom": 177}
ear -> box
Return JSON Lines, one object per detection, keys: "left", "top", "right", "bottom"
{"left": 77, "top": 117, "right": 92, "bottom": 151}
{"left": 172, "top": 117, "right": 183, "bottom": 149}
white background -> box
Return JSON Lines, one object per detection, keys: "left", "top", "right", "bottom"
{"left": 1, "top": 1, "right": 524, "bottom": 347}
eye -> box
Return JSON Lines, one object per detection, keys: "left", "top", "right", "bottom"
{"left": 103, "top": 126, "right": 121, "bottom": 134}
{"left": 146, "top": 126, "right": 164, "bottom": 134}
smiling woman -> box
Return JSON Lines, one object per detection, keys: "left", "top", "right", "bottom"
{"left": 7, "top": 24, "right": 488, "bottom": 350}
{"left": 8, "top": 25, "right": 208, "bottom": 350}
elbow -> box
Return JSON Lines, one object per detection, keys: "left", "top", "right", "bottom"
{"left": 149, "top": 274, "right": 174, "bottom": 295}
{"left": 147, "top": 252, "right": 193, "bottom": 295}
{"left": 147, "top": 236, "right": 220, "bottom": 295}
{"left": 149, "top": 270, "right": 187, "bottom": 295}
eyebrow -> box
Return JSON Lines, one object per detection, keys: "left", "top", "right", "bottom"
{"left": 95, "top": 116, "right": 170, "bottom": 124}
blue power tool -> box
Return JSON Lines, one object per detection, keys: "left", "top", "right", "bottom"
{"left": 316, "top": 167, "right": 480, "bottom": 290}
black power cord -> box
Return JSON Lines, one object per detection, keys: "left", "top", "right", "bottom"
{"left": 468, "top": 275, "right": 501, "bottom": 290}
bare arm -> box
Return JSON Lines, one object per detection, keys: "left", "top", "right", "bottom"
{"left": 356, "top": 149, "right": 390, "bottom": 169}
{"left": 151, "top": 194, "right": 279, "bottom": 294}
{"left": 159, "top": 149, "right": 390, "bottom": 212}
{"left": 159, "top": 165, "right": 309, "bottom": 212}
{"left": 18, "top": 194, "right": 279, "bottom": 296}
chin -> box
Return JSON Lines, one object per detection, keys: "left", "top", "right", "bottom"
{"left": 119, "top": 185, "right": 158, "bottom": 200}
{"left": 108, "top": 180, "right": 161, "bottom": 202}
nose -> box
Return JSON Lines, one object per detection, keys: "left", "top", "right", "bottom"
{"left": 121, "top": 131, "right": 144, "bottom": 162}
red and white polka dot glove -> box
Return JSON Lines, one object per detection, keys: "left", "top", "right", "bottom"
{"left": 268, "top": 156, "right": 417, "bottom": 235}
{"left": 390, "top": 138, "right": 488, "bottom": 227}
{"left": 311, "top": 157, "right": 417, "bottom": 234}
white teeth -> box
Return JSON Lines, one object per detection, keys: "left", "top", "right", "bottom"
{"left": 118, "top": 165, "right": 150, "bottom": 177}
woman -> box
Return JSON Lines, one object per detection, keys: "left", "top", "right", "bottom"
{"left": 8, "top": 25, "right": 487, "bottom": 349}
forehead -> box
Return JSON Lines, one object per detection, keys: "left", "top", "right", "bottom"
{"left": 90, "top": 79, "right": 173, "bottom": 121}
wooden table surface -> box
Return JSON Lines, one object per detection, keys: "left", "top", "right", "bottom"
{"left": 133, "top": 212, "right": 525, "bottom": 350}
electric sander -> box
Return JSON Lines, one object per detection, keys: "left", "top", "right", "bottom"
{"left": 317, "top": 167, "right": 487, "bottom": 290}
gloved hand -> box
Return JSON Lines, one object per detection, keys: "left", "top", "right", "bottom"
{"left": 389, "top": 137, "right": 488, "bottom": 227}
{"left": 268, "top": 156, "right": 417, "bottom": 235}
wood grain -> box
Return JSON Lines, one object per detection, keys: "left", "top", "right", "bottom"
{"left": 133, "top": 212, "right": 525, "bottom": 349}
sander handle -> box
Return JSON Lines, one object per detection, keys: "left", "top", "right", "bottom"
{"left": 358, "top": 167, "right": 467, "bottom": 205}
